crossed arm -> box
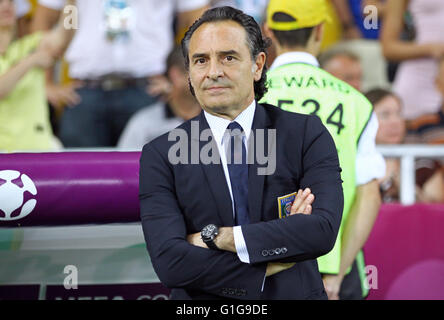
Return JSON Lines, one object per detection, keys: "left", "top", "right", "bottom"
{"left": 186, "top": 188, "right": 316, "bottom": 277}
{"left": 381, "top": 0, "right": 444, "bottom": 61}
{"left": 139, "top": 116, "right": 343, "bottom": 298}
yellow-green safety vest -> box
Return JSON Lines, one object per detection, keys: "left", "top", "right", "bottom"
{"left": 261, "top": 62, "right": 373, "bottom": 297}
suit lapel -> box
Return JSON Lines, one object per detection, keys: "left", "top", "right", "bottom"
{"left": 196, "top": 112, "right": 235, "bottom": 227}
{"left": 248, "top": 103, "right": 272, "bottom": 223}
{"left": 196, "top": 104, "right": 272, "bottom": 226}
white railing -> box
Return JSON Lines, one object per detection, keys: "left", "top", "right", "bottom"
{"left": 377, "top": 144, "right": 444, "bottom": 205}
{"left": 71, "top": 145, "right": 444, "bottom": 205}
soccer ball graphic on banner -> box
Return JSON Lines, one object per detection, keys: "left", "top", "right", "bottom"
{"left": 0, "top": 170, "right": 37, "bottom": 221}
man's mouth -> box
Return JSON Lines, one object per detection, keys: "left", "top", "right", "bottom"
{"left": 206, "top": 86, "right": 229, "bottom": 92}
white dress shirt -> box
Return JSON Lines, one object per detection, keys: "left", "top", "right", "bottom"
{"left": 204, "top": 101, "right": 256, "bottom": 264}
{"left": 38, "top": 0, "right": 209, "bottom": 78}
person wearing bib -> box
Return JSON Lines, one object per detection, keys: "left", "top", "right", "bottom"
{"left": 262, "top": 0, "right": 386, "bottom": 300}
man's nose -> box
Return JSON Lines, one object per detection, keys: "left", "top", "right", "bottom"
{"left": 207, "top": 60, "right": 223, "bottom": 80}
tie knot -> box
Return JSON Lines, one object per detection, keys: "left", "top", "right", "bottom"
{"left": 227, "top": 121, "right": 244, "bottom": 135}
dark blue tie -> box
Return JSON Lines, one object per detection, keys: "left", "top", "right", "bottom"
{"left": 226, "top": 122, "right": 250, "bottom": 226}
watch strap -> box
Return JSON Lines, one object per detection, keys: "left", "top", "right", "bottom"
{"left": 204, "top": 239, "right": 219, "bottom": 250}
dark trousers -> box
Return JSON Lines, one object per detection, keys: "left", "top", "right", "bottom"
{"left": 339, "top": 260, "right": 364, "bottom": 300}
{"left": 59, "top": 86, "right": 157, "bottom": 147}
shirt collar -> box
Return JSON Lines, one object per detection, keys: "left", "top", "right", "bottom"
{"left": 270, "top": 52, "right": 320, "bottom": 71}
{"left": 204, "top": 100, "right": 256, "bottom": 146}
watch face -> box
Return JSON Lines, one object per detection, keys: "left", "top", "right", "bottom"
{"left": 202, "top": 224, "right": 217, "bottom": 239}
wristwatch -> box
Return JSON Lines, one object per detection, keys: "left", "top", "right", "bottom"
{"left": 201, "top": 224, "right": 219, "bottom": 250}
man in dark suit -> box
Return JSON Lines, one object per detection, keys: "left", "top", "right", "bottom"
{"left": 139, "top": 6, "right": 343, "bottom": 300}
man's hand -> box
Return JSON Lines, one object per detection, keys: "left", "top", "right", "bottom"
{"left": 29, "top": 47, "right": 55, "bottom": 69}
{"left": 266, "top": 188, "right": 314, "bottom": 277}
{"left": 187, "top": 189, "right": 316, "bottom": 279}
{"left": 186, "top": 227, "right": 235, "bottom": 252}
{"left": 290, "top": 188, "right": 315, "bottom": 215}
{"left": 343, "top": 25, "right": 362, "bottom": 40}
{"left": 187, "top": 188, "right": 315, "bottom": 249}
{"left": 146, "top": 74, "right": 172, "bottom": 102}
{"left": 186, "top": 232, "right": 206, "bottom": 249}
{"left": 46, "top": 82, "right": 83, "bottom": 110}
{"left": 322, "top": 274, "right": 343, "bottom": 300}
{"left": 266, "top": 262, "right": 296, "bottom": 277}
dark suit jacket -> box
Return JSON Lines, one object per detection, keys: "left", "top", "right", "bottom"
{"left": 139, "top": 102, "right": 343, "bottom": 300}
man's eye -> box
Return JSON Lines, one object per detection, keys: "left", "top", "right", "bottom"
{"left": 225, "top": 56, "right": 234, "bottom": 61}
{"left": 195, "top": 58, "right": 206, "bottom": 64}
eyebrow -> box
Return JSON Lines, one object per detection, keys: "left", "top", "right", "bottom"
{"left": 191, "top": 50, "right": 240, "bottom": 60}
{"left": 219, "top": 50, "right": 239, "bottom": 56}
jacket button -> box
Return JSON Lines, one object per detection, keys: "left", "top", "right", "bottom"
{"left": 275, "top": 248, "right": 282, "bottom": 255}
{"left": 281, "top": 247, "right": 288, "bottom": 254}
{"left": 235, "top": 289, "right": 244, "bottom": 296}
{"left": 268, "top": 249, "right": 275, "bottom": 256}
{"left": 262, "top": 250, "right": 269, "bottom": 257}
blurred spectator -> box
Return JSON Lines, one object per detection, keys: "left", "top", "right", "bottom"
{"left": 118, "top": 47, "right": 201, "bottom": 149}
{"left": 211, "top": 0, "right": 364, "bottom": 50}
{"left": 370, "top": 90, "right": 406, "bottom": 146}
{"left": 264, "top": 1, "right": 347, "bottom": 67}
{"left": 406, "top": 57, "right": 444, "bottom": 144}
{"left": 320, "top": 49, "right": 363, "bottom": 91}
{"left": 382, "top": 0, "right": 444, "bottom": 120}
{"left": 15, "top": 0, "right": 30, "bottom": 36}
{"left": 0, "top": 0, "right": 75, "bottom": 152}
{"left": 350, "top": 0, "right": 385, "bottom": 40}
{"left": 319, "top": 1, "right": 389, "bottom": 92}
{"left": 328, "top": 1, "right": 385, "bottom": 41}
{"left": 321, "top": 0, "right": 345, "bottom": 51}
{"left": 15, "top": 0, "right": 38, "bottom": 37}
{"left": 320, "top": 43, "right": 389, "bottom": 92}
{"left": 331, "top": 0, "right": 364, "bottom": 40}
{"left": 32, "top": 0, "right": 209, "bottom": 148}
{"left": 366, "top": 88, "right": 444, "bottom": 203}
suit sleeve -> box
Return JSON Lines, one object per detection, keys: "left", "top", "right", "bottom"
{"left": 139, "top": 142, "right": 267, "bottom": 299}
{"left": 241, "top": 116, "right": 344, "bottom": 264}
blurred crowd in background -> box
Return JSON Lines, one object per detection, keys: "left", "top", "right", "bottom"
{"left": 2, "top": 0, "right": 444, "bottom": 203}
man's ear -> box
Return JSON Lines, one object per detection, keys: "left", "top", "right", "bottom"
{"left": 253, "top": 52, "right": 266, "bottom": 81}
{"left": 188, "top": 77, "right": 196, "bottom": 97}
{"left": 314, "top": 23, "right": 325, "bottom": 42}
